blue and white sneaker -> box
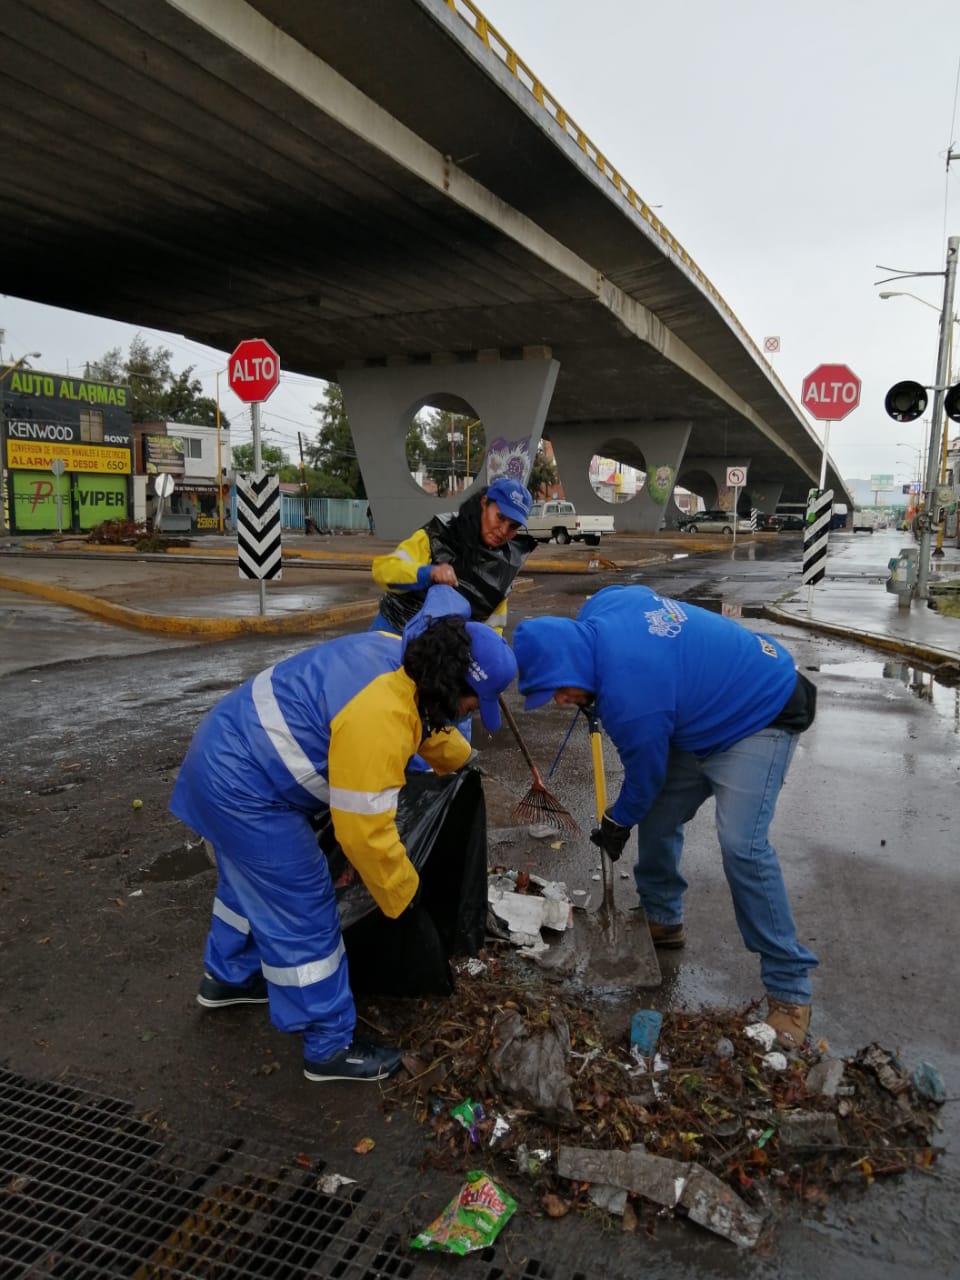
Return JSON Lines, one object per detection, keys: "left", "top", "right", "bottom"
{"left": 303, "top": 1039, "right": 403, "bottom": 1083}
{"left": 196, "top": 972, "right": 269, "bottom": 1008}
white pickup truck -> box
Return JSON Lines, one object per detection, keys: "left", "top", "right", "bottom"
{"left": 526, "top": 499, "right": 615, "bottom": 546}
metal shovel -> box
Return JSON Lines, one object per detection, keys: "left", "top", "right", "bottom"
{"left": 576, "top": 706, "right": 662, "bottom": 990}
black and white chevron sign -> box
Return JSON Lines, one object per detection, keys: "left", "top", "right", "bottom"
{"left": 236, "top": 473, "right": 282, "bottom": 580}
{"left": 802, "top": 488, "right": 834, "bottom": 586}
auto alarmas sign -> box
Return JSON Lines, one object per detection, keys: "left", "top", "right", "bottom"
{"left": 801, "top": 363, "right": 861, "bottom": 421}
{"left": 227, "top": 338, "right": 280, "bottom": 404}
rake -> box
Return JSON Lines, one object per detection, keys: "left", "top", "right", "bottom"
{"left": 497, "top": 695, "right": 579, "bottom": 832}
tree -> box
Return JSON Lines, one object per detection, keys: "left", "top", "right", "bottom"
{"left": 85, "top": 335, "right": 229, "bottom": 428}
{"left": 305, "top": 383, "right": 365, "bottom": 496}
{"left": 231, "top": 442, "right": 289, "bottom": 474}
{"left": 528, "top": 445, "right": 559, "bottom": 499}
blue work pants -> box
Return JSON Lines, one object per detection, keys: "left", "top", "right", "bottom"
{"left": 632, "top": 728, "right": 817, "bottom": 1004}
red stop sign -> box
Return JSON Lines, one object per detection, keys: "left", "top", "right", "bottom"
{"left": 227, "top": 338, "right": 280, "bottom": 403}
{"left": 801, "top": 363, "right": 861, "bottom": 421}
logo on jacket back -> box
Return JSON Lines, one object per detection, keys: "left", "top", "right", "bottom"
{"left": 646, "top": 597, "right": 688, "bottom": 638}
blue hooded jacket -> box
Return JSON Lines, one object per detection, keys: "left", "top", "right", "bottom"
{"left": 513, "top": 585, "right": 798, "bottom": 826}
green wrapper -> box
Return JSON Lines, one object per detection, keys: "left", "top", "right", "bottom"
{"left": 410, "top": 1170, "right": 517, "bottom": 1255}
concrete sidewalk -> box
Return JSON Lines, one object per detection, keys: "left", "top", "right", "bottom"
{"left": 767, "top": 528, "right": 960, "bottom": 669}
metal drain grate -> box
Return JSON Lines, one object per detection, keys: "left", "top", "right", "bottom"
{"left": 0, "top": 1069, "right": 585, "bottom": 1279}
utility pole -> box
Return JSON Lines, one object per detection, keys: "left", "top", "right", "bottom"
{"left": 297, "top": 431, "right": 309, "bottom": 532}
{"left": 916, "top": 235, "right": 958, "bottom": 600}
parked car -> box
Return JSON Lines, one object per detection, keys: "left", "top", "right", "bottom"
{"left": 680, "top": 510, "right": 752, "bottom": 534}
{"left": 755, "top": 513, "right": 783, "bottom": 532}
{"left": 778, "top": 514, "right": 805, "bottom": 531}
{"left": 525, "top": 500, "right": 615, "bottom": 546}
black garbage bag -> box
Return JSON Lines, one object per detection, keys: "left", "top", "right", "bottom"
{"left": 314, "top": 766, "right": 488, "bottom": 997}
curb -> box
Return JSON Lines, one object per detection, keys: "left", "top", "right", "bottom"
{"left": 763, "top": 605, "right": 960, "bottom": 672}
{"left": 0, "top": 573, "right": 380, "bottom": 639}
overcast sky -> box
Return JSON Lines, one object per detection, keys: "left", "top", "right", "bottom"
{"left": 3, "top": 0, "right": 959, "bottom": 491}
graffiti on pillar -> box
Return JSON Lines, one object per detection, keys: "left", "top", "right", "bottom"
{"left": 645, "top": 464, "right": 676, "bottom": 505}
{"left": 482, "top": 436, "right": 533, "bottom": 486}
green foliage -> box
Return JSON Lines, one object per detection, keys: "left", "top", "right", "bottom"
{"left": 415, "top": 410, "right": 486, "bottom": 497}
{"left": 85, "top": 335, "right": 229, "bottom": 428}
{"left": 231, "top": 442, "right": 289, "bottom": 474}
{"left": 305, "top": 384, "right": 365, "bottom": 496}
{"left": 528, "top": 445, "right": 558, "bottom": 499}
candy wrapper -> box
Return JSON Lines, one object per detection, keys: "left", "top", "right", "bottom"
{"left": 450, "top": 1098, "right": 485, "bottom": 1143}
{"left": 410, "top": 1170, "right": 517, "bottom": 1255}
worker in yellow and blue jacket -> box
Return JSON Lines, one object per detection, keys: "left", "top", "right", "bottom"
{"left": 370, "top": 477, "right": 536, "bottom": 638}
{"left": 169, "top": 587, "right": 517, "bottom": 1084}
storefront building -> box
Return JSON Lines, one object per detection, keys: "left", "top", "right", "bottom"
{"left": 1, "top": 369, "right": 133, "bottom": 533}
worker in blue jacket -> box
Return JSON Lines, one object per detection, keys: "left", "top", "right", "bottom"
{"left": 513, "top": 585, "right": 818, "bottom": 1049}
{"left": 170, "top": 586, "right": 517, "bottom": 1084}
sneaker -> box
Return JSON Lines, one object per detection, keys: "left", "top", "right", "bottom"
{"left": 303, "top": 1039, "right": 403, "bottom": 1083}
{"left": 766, "top": 998, "right": 811, "bottom": 1049}
{"left": 648, "top": 921, "right": 686, "bottom": 949}
{"left": 196, "top": 972, "right": 269, "bottom": 1008}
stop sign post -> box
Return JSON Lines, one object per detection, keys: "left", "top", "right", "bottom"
{"left": 801, "top": 361, "right": 860, "bottom": 496}
{"left": 228, "top": 338, "right": 280, "bottom": 405}
{"left": 801, "top": 363, "right": 861, "bottom": 422}
{"left": 227, "top": 338, "right": 281, "bottom": 616}
{"left": 800, "top": 362, "right": 860, "bottom": 611}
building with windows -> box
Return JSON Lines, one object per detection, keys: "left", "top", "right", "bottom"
{"left": 1, "top": 367, "right": 133, "bottom": 533}
{"left": 133, "top": 421, "right": 232, "bottom": 532}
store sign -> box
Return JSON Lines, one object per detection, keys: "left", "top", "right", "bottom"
{"left": 5, "top": 439, "right": 131, "bottom": 473}
{"left": 144, "top": 435, "right": 184, "bottom": 474}
{"left": 77, "top": 475, "right": 128, "bottom": 529}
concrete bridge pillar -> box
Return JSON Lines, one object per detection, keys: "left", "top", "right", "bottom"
{"left": 674, "top": 456, "right": 752, "bottom": 520}
{"left": 747, "top": 482, "right": 784, "bottom": 515}
{"left": 546, "top": 420, "right": 693, "bottom": 532}
{"left": 337, "top": 353, "right": 559, "bottom": 542}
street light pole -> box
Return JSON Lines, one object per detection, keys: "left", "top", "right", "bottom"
{"left": 916, "top": 236, "right": 958, "bottom": 600}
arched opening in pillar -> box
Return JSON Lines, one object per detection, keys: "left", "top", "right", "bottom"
{"left": 588, "top": 438, "right": 647, "bottom": 505}
{"left": 403, "top": 396, "right": 486, "bottom": 499}
{"left": 675, "top": 467, "right": 720, "bottom": 512}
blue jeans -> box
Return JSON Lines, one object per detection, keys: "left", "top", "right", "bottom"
{"left": 632, "top": 728, "right": 817, "bottom": 1004}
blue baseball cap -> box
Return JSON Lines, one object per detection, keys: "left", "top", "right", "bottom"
{"left": 464, "top": 622, "right": 518, "bottom": 730}
{"left": 486, "top": 477, "right": 533, "bottom": 526}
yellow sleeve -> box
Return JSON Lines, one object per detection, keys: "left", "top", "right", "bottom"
{"left": 487, "top": 598, "right": 508, "bottom": 636}
{"left": 327, "top": 671, "right": 422, "bottom": 918}
{"left": 419, "top": 727, "right": 472, "bottom": 773}
{"left": 371, "top": 527, "right": 432, "bottom": 591}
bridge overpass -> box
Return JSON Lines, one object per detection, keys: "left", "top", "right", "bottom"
{"left": 0, "top": 0, "right": 851, "bottom": 537}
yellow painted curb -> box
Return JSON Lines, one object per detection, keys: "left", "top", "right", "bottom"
{"left": 0, "top": 573, "right": 379, "bottom": 639}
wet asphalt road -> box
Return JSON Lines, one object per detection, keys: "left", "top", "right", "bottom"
{"left": 1, "top": 534, "right": 958, "bottom": 1278}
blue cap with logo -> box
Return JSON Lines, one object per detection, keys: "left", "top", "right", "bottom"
{"left": 486, "top": 477, "right": 533, "bottom": 526}
{"left": 464, "top": 621, "right": 518, "bottom": 730}
{"left": 402, "top": 584, "right": 517, "bottom": 730}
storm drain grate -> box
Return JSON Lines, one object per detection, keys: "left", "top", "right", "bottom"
{"left": 0, "top": 1069, "right": 585, "bottom": 1279}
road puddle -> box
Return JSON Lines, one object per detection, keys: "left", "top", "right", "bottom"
{"left": 818, "top": 659, "right": 960, "bottom": 728}
{"left": 139, "top": 843, "right": 212, "bottom": 882}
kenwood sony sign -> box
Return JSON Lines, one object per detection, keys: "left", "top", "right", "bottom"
{"left": 1, "top": 369, "right": 134, "bottom": 533}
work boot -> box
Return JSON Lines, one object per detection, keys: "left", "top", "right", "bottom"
{"left": 303, "top": 1039, "right": 403, "bottom": 1084}
{"left": 196, "top": 972, "right": 269, "bottom": 1008}
{"left": 648, "top": 921, "right": 686, "bottom": 949}
{"left": 766, "top": 998, "right": 811, "bottom": 1049}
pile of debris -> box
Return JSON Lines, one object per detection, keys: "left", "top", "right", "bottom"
{"left": 381, "top": 958, "right": 944, "bottom": 1246}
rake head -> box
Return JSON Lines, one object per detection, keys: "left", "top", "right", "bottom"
{"left": 511, "top": 778, "right": 580, "bottom": 833}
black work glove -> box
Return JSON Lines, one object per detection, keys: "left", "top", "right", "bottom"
{"left": 589, "top": 809, "right": 632, "bottom": 862}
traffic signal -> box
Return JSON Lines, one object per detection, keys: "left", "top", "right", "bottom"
{"left": 884, "top": 381, "right": 928, "bottom": 422}
{"left": 945, "top": 382, "right": 960, "bottom": 423}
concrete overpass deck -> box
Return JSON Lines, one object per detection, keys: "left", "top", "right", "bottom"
{"left": 1, "top": 0, "right": 849, "bottom": 523}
